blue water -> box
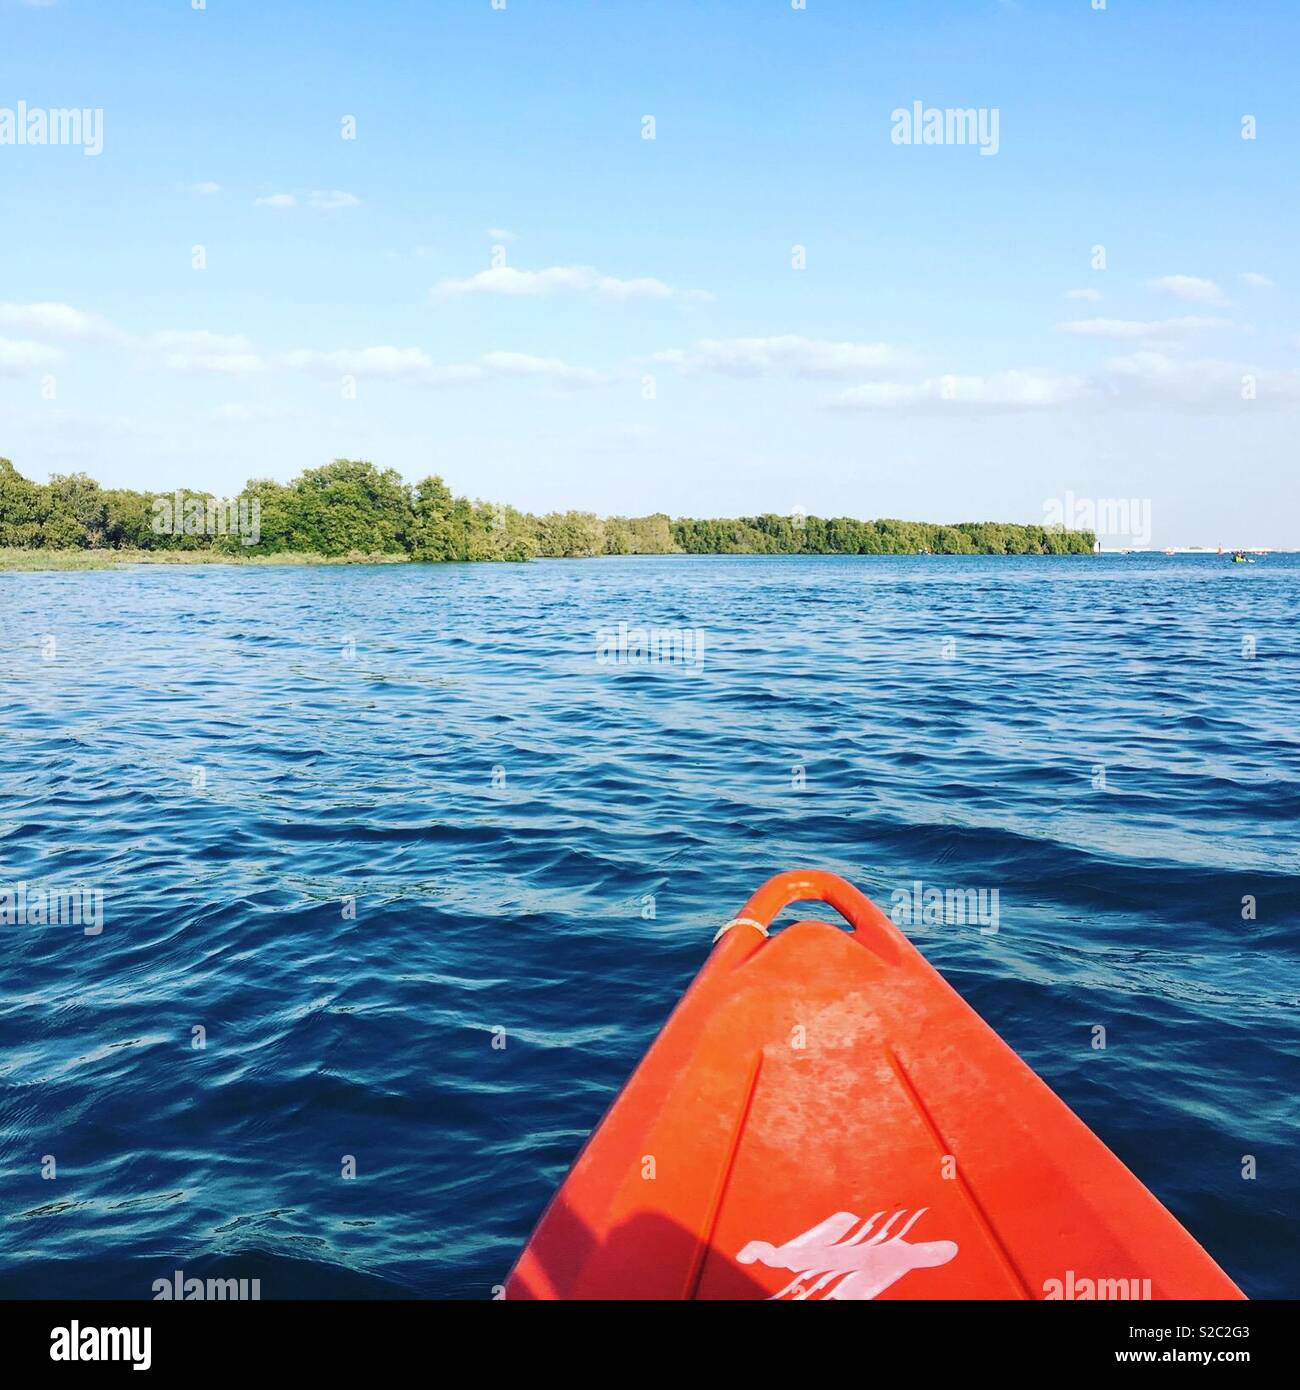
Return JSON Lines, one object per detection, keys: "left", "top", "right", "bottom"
{"left": 1, "top": 554, "right": 1297, "bottom": 1299}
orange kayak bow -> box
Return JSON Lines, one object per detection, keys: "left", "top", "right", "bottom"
{"left": 509, "top": 870, "right": 1243, "bottom": 1300}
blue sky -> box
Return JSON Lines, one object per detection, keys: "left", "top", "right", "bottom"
{"left": 1, "top": 0, "right": 1297, "bottom": 546}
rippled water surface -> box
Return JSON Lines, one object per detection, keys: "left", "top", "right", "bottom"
{"left": 1, "top": 554, "right": 1297, "bottom": 1298}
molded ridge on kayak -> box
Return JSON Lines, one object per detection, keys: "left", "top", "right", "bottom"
{"left": 508, "top": 870, "right": 1243, "bottom": 1301}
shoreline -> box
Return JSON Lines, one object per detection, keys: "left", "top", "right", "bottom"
{"left": 6, "top": 547, "right": 1255, "bottom": 574}
{"left": 2, "top": 547, "right": 1107, "bottom": 573}
{"left": 0, "top": 548, "right": 413, "bottom": 572}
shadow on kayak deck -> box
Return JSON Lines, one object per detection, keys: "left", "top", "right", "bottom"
{"left": 507, "top": 1198, "right": 774, "bottom": 1300}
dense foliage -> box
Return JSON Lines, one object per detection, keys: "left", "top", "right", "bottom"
{"left": 0, "top": 457, "right": 1096, "bottom": 559}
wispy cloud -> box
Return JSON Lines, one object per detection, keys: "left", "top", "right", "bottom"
{"left": 0, "top": 301, "right": 117, "bottom": 342}
{"left": 431, "top": 265, "right": 710, "bottom": 303}
{"left": 285, "top": 346, "right": 477, "bottom": 386}
{"left": 253, "top": 190, "right": 359, "bottom": 210}
{"left": 0, "top": 337, "right": 63, "bottom": 374}
{"left": 1065, "top": 287, "right": 1102, "bottom": 302}
{"left": 309, "top": 189, "right": 359, "bottom": 210}
{"left": 1056, "top": 316, "right": 1232, "bottom": 341}
{"left": 183, "top": 181, "right": 222, "bottom": 196}
{"left": 1241, "top": 271, "right": 1276, "bottom": 289}
{"left": 1096, "top": 350, "right": 1300, "bottom": 409}
{"left": 210, "top": 403, "right": 289, "bottom": 425}
{"left": 1145, "top": 274, "right": 1227, "bottom": 304}
{"left": 653, "top": 335, "right": 911, "bottom": 378}
{"left": 486, "top": 227, "right": 517, "bottom": 242}
{"left": 284, "top": 344, "right": 605, "bottom": 389}
{"left": 384, "top": 246, "right": 437, "bottom": 266}
{"left": 480, "top": 351, "right": 607, "bottom": 387}
{"left": 828, "top": 353, "right": 1300, "bottom": 415}
{"left": 831, "top": 370, "right": 1083, "bottom": 414}
{"left": 151, "top": 330, "right": 264, "bottom": 374}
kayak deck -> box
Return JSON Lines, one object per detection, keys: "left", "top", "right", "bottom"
{"left": 508, "top": 871, "right": 1242, "bottom": 1300}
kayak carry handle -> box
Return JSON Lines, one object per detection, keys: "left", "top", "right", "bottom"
{"left": 714, "top": 869, "right": 902, "bottom": 962}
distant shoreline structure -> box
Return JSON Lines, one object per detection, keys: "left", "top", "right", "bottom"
{"left": 0, "top": 456, "right": 1095, "bottom": 563}
{"left": 1098, "top": 546, "right": 1281, "bottom": 555}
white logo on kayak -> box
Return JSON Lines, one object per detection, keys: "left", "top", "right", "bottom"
{"left": 737, "top": 1208, "right": 957, "bottom": 1300}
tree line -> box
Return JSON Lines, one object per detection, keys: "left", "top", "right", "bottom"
{"left": 0, "top": 457, "right": 1096, "bottom": 559}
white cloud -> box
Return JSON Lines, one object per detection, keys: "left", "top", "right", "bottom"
{"left": 831, "top": 370, "right": 1083, "bottom": 414}
{"left": 309, "top": 190, "right": 360, "bottom": 210}
{"left": 1094, "top": 351, "right": 1300, "bottom": 410}
{"left": 1065, "top": 288, "right": 1102, "bottom": 302}
{"left": 284, "top": 344, "right": 606, "bottom": 389}
{"left": 1241, "top": 272, "right": 1275, "bottom": 289}
{"left": 1094, "top": 350, "right": 1217, "bottom": 405}
{"left": 151, "top": 330, "right": 264, "bottom": 374}
{"left": 385, "top": 246, "right": 437, "bottom": 266}
{"left": 486, "top": 227, "right": 517, "bottom": 242}
{"left": 256, "top": 190, "right": 358, "bottom": 210}
{"left": 654, "top": 335, "right": 911, "bottom": 378}
{"left": 1146, "top": 274, "right": 1227, "bottom": 304}
{"left": 431, "top": 264, "right": 708, "bottom": 303}
{"left": 0, "top": 337, "right": 63, "bottom": 373}
{"left": 0, "top": 301, "right": 117, "bottom": 342}
{"left": 1056, "top": 316, "right": 1232, "bottom": 341}
{"left": 828, "top": 352, "right": 1300, "bottom": 416}
{"left": 481, "top": 351, "right": 606, "bottom": 387}
{"left": 184, "top": 181, "right": 222, "bottom": 196}
{"left": 284, "top": 345, "right": 469, "bottom": 384}
{"left": 210, "top": 403, "right": 291, "bottom": 424}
